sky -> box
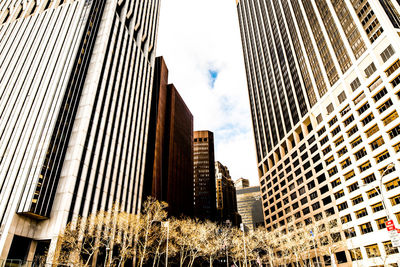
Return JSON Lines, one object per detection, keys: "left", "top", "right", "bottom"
{"left": 156, "top": 0, "right": 259, "bottom": 186}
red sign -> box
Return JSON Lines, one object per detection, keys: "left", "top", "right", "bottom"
{"left": 397, "top": 229, "right": 400, "bottom": 234}
{"left": 386, "top": 220, "right": 395, "bottom": 231}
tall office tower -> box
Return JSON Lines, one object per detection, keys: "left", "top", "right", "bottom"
{"left": 215, "top": 161, "right": 241, "bottom": 226}
{"left": 144, "top": 56, "right": 194, "bottom": 217}
{"left": 236, "top": 183, "right": 264, "bottom": 231}
{"left": 0, "top": 0, "right": 160, "bottom": 262}
{"left": 237, "top": 0, "right": 400, "bottom": 265}
{"left": 234, "top": 177, "right": 250, "bottom": 189}
{"left": 193, "top": 131, "right": 216, "bottom": 220}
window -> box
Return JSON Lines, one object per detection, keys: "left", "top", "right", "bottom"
{"left": 341, "top": 158, "right": 351, "bottom": 169}
{"left": 385, "top": 59, "right": 400, "bottom": 77}
{"left": 347, "top": 125, "right": 358, "bottom": 137}
{"left": 343, "top": 114, "right": 355, "bottom": 126}
{"left": 320, "top": 136, "right": 329, "bottom": 146}
{"left": 354, "top": 148, "right": 367, "bottom": 160}
{"left": 383, "top": 241, "right": 399, "bottom": 255}
{"left": 317, "top": 114, "right": 323, "bottom": 124}
{"left": 382, "top": 111, "right": 399, "bottom": 126}
{"left": 327, "top": 103, "right": 334, "bottom": 114}
{"left": 353, "top": 92, "right": 366, "bottom": 105}
{"left": 373, "top": 87, "right": 388, "bottom": 102}
{"left": 337, "top": 201, "right": 348, "bottom": 211}
{"left": 344, "top": 170, "right": 355, "bottom": 181}
{"left": 328, "top": 166, "right": 338, "bottom": 177}
{"left": 376, "top": 217, "right": 387, "bottom": 230}
{"left": 365, "top": 62, "right": 377, "bottom": 78}
{"left": 391, "top": 74, "right": 400, "bottom": 88}
{"left": 380, "top": 45, "right": 395, "bottom": 62}
{"left": 341, "top": 214, "right": 352, "bottom": 224}
{"left": 379, "top": 99, "right": 394, "bottom": 115}
{"left": 340, "top": 105, "right": 351, "bottom": 116}
{"left": 334, "top": 190, "right": 345, "bottom": 199}
{"left": 371, "top": 202, "right": 384, "bottom": 213}
{"left": 317, "top": 127, "right": 326, "bottom": 136}
{"left": 331, "top": 178, "right": 341, "bottom": 188}
{"left": 359, "top": 161, "right": 371, "bottom": 172}
{"left": 362, "top": 174, "right": 376, "bottom": 184}
{"left": 334, "top": 136, "right": 344, "bottom": 147}
{"left": 386, "top": 177, "right": 400, "bottom": 191}
{"left": 357, "top": 102, "right": 370, "bottom": 115}
{"left": 337, "top": 147, "right": 348, "bottom": 157}
{"left": 338, "top": 91, "right": 346, "bottom": 103}
{"left": 366, "top": 124, "right": 379, "bottom": 138}
{"left": 368, "top": 77, "right": 383, "bottom": 92}
{"left": 349, "top": 248, "right": 363, "bottom": 261}
{"left": 361, "top": 113, "right": 374, "bottom": 126}
{"left": 344, "top": 227, "right": 356, "bottom": 239}
{"left": 375, "top": 150, "right": 390, "bottom": 163}
{"left": 390, "top": 194, "right": 400, "bottom": 206}
{"left": 359, "top": 222, "right": 373, "bottom": 234}
{"left": 352, "top": 195, "right": 364, "bottom": 205}
{"left": 354, "top": 208, "right": 368, "bottom": 219}
{"left": 392, "top": 142, "right": 400, "bottom": 152}
{"left": 367, "top": 188, "right": 380, "bottom": 199}
{"left": 323, "top": 146, "right": 332, "bottom": 156}
{"left": 310, "top": 191, "right": 318, "bottom": 200}
{"left": 351, "top": 136, "right": 362, "bottom": 148}
{"left": 329, "top": 116, "right": 338, "bottom": 127}
{"left": 388, "top": 124, "right": 400, "bottom": 139}
{"left": 370, "top": 136, "right": 384, "bottom": 150}
{"left": 350, "top": 78, "right": 361, "bottom": 91}
{"left": 312, "top": 202, "right": 320, "bottom": 210}
{"left": 303, "top": 207, "right": 310, "bottom": 215}
{"left": 331, "top": 126, "right": 341, "bottom": 136}
{"left": 365, "top": 244, "right": 381, "bottom": 258}
{"left": 299, "top": 186, "right": 306, "bottom": 195}
{"left": 348, "top": 182, "right": 359, "bottom": 193}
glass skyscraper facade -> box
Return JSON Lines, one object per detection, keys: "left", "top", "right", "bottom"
{"left": 0, "top": 0, "right": 160, "bottom": 262}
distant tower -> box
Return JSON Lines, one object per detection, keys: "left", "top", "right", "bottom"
{"left": 236, "top": 185, "right": 264, "bottom": 231}
{"left": 234, "top": 177, "right": 250, "bottom": 189}
{"left": 193, "top": 131, "right": 216, "bottom": 220}
{"left": 237, "top": 0, "right": 400, "bottom": 264}
{"left": 0, "top": 0, "right": 161, "bottom": 261}
{"left": 215, "top": 161, "right": 241, "bottom": 226}
{"left": 144, "top": 56, "right": 194, "bottom": 217}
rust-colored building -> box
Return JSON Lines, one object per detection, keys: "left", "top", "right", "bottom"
{"left": 193, "top": 131, "right": 216, "bottom": 220}
{"left": 144, "top": 57, "right": 193, "bottom": 217}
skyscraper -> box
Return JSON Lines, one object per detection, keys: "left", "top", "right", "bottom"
{"left": 215, "top": 161, "right": 241, "bottom": 226}
{"left": 144, "top": 56, "right": 194, "bottom": 217}
{"left": 235, "top": 182, "right": 264, "bottom": 231}
{"left": 0, "top": 0, "right": 160, "bottom": 262}
{"left": 237, "top": 0, "right": 400, "bottom": 265}
{"left": 193, "top": 131, "right": 216, "bottom": 220}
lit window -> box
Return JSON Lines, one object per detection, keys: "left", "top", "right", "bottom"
{"left": 334, "top": 190, "right": 345, "bottom": 199}
{"left": 350, "top": 136, "right": 362, "bottom": 148}
{"left": 383, "top": 241, "right": 399, "bottom": 255}
{"left": 366, "top": 124, "right": 379, "bottom": 138}
{"left": 394, "top": 142, "right": 400, "bottom": 153}
{"left": 325, "top": 155, "right": 334, "bottom": 165}
{"left": 354, "top": 148, "right": 367, "bottom": 160}
{"left": 388, "top": 124, "right": 400, "bottom": 139}
{"left": 365, "top": 244, "right": 381, "bottom": 257}
{"left": 377, "top": 99, "right": 393, "bottom": 113}
{"left": 349, "top": 248, "right": 363, "bottom": 261}
{"left": 341, "top": 214, "right": 352, "bottom": 224}
{"left": 355, "top": 208, "right": 368, "bottom": 219}
{"left": 347, "top": 125, "right": 359, "bottom": 137}
{"left": 366, "top": 188, "right": 380, "bottom": 199}
{"left": 370, "top": 136, "right": 384, "bottom": 150}
{"left": 359, "top": 161, "right": 371, "bottom": 172}
{"left": 344, "top": 170, "right": 355, "bottom": 181}
{"left": 341, "top": 158, "right": 351, "bottom": 169}
{"left": 375, "top": 217, "right": 388, "bottom": 230}
{"left": 351, "top": 195, "right": 364, "bottom": 206}
{"left": 334, "top": 136, "right": 344, "bottom": 147}
{"left": 362, "top": 174, "right": 376, "bottom": 184}
{"left": 344, "top": 227, "right": 356, "bottom": 239}
{"left": 371, "top": 202, "right": 384, "bottom": 213}
{"left": 337, "top": 201, "right": 348, "bottom": 211}
{"left": 375, "top": 150, "right": 390, "bottom": 163}
{"left": 385, "top": 177, "right": 400, "bottom": 191}
{"left": 390, "top": 194, "right": 400, "bottom": 206}
{"left": 382, "top": 111, "right": 399, "bottom": 126}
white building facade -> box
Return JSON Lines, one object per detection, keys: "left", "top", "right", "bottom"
{"left": 0, "top": 0, "right": 160, "bottom": 262}
{"left": 237, "top": 0, "right": 400, "bottom": 266}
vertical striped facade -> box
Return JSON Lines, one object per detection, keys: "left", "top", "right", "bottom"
{"left": 238, "top": 0, "right": 400, "bottom": 265}
{"left": 0, "top": 0, "right": 160, "bottom": 260}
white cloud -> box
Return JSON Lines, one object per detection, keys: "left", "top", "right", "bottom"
{"left": 156, "top": 0, "right": 259, "bottom": 186}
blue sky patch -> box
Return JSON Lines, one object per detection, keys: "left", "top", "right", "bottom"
{"left": 208, "top": 69, "right": 218, "bottom": 88}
